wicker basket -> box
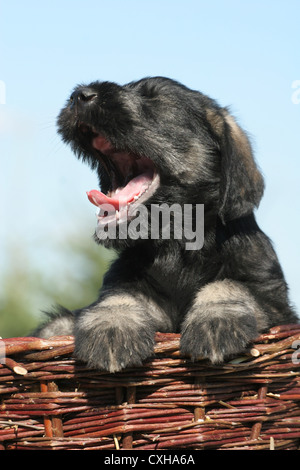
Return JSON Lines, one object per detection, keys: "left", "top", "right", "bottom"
{"left": 1, "top": 324, "right": 300, "bottom": 450}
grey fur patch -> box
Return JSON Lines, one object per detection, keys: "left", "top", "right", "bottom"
{"left": 33, "top": 308, "right": 74, "bottom": 338}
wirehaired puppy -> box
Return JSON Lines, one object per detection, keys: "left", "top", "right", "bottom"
{"left": 35, "top": 77, "right": 297, "bottom": 371}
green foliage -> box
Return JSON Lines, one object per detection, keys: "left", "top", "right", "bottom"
{"left": 0, "top": 229, "right": 116, "bottom": 338}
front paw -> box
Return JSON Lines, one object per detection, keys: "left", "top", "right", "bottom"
{"left": 180, "top": 281, "right": 263, "bottom": 363}
{"left": 74, "top": 303, "right": 156, "bottom": 372}
{"left": 180, "top": 311, "right": 257, "bottom": 363}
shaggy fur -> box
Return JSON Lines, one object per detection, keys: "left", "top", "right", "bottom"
{"left": 34, "top": 77, "right": 297, "bottom": 372}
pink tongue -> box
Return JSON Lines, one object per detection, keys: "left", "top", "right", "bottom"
{"left": 87, "top": 171, "right": 153, "bottom": 210}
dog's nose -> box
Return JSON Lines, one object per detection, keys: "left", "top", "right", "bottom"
{"left": 70, "top": 87, "right": 97, "bottom": 108}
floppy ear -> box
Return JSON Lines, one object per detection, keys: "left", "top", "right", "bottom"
{"left": 218, "top": 110, "right": 264, "bottom": 223}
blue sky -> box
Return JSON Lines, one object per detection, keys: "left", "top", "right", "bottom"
{"left": 1, "top": 0, "right": 300, "bottom": 312}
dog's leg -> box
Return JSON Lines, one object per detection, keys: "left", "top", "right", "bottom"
{"left": 74, "top": 291, "right": 172, "bottom": 372}
{"left": 180, "top": 279, "right": 268, "bottom": 363}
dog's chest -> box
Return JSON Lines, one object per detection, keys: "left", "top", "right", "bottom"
{"left": 145, "top": 249, "right": 205, "bottom": 306}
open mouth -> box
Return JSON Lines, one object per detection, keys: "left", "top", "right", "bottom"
{"left": 78, "top": 124, "right": 160, "bottom": 225}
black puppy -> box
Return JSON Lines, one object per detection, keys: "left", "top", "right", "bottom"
{"left": 35, "top": 77, "right": 297, "bottom": 371}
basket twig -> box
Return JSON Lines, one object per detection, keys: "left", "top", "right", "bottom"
{"left": 0, "top": 324, "right": 300, "bottom": 450}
